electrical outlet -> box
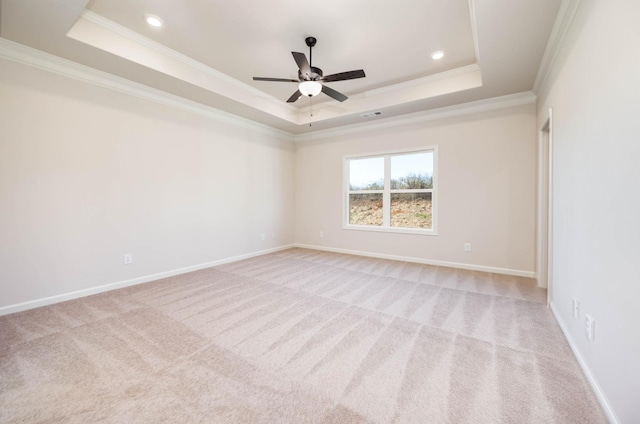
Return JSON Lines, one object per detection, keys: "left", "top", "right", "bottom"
{"left": 585, "top": 314, "right": 595, "bottom": 341}
{"left": 123, "top": 254, "right": 133, "bottom": 265}
{"left": 572, "top": 298, "right": 580, "bottom": 319}
{"left": 260, "top": 233, "right": 266, "bottom": 241}
{"left": 464, "top": 243, "right": 471, "bottom": 252}
{"left": 319, "top": 231, "right": 324, "bottom": 238}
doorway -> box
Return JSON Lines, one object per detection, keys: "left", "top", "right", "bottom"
{"left": 537, "top": 109, "right": 553, "bottom": 306}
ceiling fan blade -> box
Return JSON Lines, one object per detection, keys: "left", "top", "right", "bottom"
{"left": 286, "top": 90, "right": 303, "bottom": 103}
{"left": 253, "top": 77, "right": 299, "bottom": 82}
{"left": 321, "top": 85, "right": 348, "bottom": 102}
{"left": 292, "top": 52, "right": 311, "bottom": 78}
{"left": 321, "top": 69, "right": 366, "bottom": 83}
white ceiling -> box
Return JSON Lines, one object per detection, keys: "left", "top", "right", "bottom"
{"left": 0, "top": 0, "right": 561, "bottom": 134}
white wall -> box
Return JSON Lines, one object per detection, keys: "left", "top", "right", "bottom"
{"left": 294, "top": 104, "right": 537, "bottom": 275}
{"left": 537, "top": 0, "right": 640, "bottom": 422}
{"left": 0, "top": 57, "right": 295, "bottom": 311}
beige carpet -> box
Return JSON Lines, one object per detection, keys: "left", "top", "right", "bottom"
{"left": 0, "top": 248, "right": 607, "bottom": 423}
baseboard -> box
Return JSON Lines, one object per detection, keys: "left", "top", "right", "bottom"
{"left": 294, "top": 244, "right": 536, "bottom": 278}
{"left": 0, "top": 243, "right": 534, "bottom": 315}
{"left": 0, "top": 244, "right": 295, "bottom": 316}
{"left": 549, "top": 302, "right": 620, "bottom": 424}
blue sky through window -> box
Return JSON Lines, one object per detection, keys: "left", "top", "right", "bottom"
{"left": 349, "top": 152, "right": 433, "bottom": 189}
{"left": 349, "top": 157, "right": 383, "bottom": 189}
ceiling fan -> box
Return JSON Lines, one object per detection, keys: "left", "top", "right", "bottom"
{"left": 253, "top": 36, "right": 366, "bottom": 103}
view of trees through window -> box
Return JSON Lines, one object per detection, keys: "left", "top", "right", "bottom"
{"left": 347, "top": 151, "right": 435, "bottom": 230}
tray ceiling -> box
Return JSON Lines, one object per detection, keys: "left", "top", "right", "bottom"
{"left": 0, "top": 0, "right": 561, "bottom": 134}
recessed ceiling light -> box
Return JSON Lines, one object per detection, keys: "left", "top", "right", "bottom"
{"left": 431, "top": 50, "right": 445, "bottom": 60}
{"left": 145, "top": 15, "right": 163, "bottom": 28}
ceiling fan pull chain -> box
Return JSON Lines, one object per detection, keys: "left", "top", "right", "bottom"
{"left": 309, "top": 96, "right": 313, "bottom": 127}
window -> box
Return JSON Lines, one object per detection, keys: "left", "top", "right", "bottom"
{"left": 344, "top": 147, "right": 437, "bottom": 234}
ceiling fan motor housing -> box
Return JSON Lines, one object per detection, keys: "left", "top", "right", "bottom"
{"left": 299, "top": 67, "right": 323, "bottom": 81}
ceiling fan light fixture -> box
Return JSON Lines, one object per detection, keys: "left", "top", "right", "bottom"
{"left": 299, "top": 81, "right": 322, "bottom": 97}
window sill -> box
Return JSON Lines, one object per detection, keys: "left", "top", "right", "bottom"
{"left": 343, "top": 224, "right": 438, "bottom": 236}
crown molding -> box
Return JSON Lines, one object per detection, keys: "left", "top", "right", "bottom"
{"left": 294, "top": 91, "right": 536, "bottom": 143}
{"left": 301, "top": 64, "right": 482, "bottom": 125}
{"left": 0, "top": 38, "right": 535, "bottom": 144}
{"left": 532, "top": 0, "right": 583, "bottom": 95}
{"left": 81, "top": 11, "right": 276, "bottom": 101}
{"left": 0, "top": 38, "right": 294, "bottom": 141}
{"left": 467, "top": 0, "right": 482, "bottom": 64}
{"left": 71, "top": 11, "right": 298, "bottom": 125}
{"left": 363, "top": 64, "right": 481, "bottom": 98}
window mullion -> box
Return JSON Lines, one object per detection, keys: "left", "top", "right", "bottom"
{"left": 383, "top": 155, "right": 391, "bottom": 227}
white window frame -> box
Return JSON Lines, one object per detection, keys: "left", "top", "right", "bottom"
{"left": 343, "top": 146, "right": 438, "bottom": 236}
